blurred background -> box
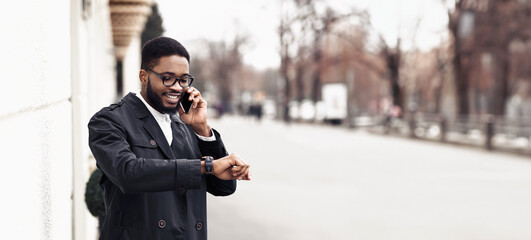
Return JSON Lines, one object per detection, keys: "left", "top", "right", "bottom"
{"left": 1, "top": 0, "right": 531, "bottom": 239}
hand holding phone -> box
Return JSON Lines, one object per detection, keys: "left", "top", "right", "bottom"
{"left": 180, "top": 90, "right": 193, "bottom": 114}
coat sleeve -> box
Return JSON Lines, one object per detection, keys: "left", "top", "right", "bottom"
{"left": 88, "top": 110, "right": 201, "bottom": 194}
{"left": 197, "top": 129, "right": 237, "bottom": 196}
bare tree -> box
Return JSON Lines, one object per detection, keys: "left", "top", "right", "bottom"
{"left": 323, "top": 23, "right": 387, "bottom": 116}
{"left": 380, "top": 37, "right": 403, "bottom": 111}
{"left": 370, "top": 11, "right": 423, "bottom": 116}
{"left": 295, "top": 1, "right": 362, "bottom": 103}
{"left": 278, "top": 0, "right": 295, "bottom": 122}
{"left": 447, "top": 0, "right": 531, "bottom": 115}
{"left": 199, "top": 34, "right": 248, "bottom": 113}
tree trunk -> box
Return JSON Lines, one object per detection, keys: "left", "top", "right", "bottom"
{"left": 281, "top": 55, "right": 291, "bottom": 123}
{"left": 311, "top": 42, "right": 322, "bottom": 103}
{"left": 386, "top": 50, "right": 402, "bottom": 109}
{"left": 449, "top": 5, "right": 470, "bottom": 116}
{"left": 454, "top": 54, "right": 470, "bottom": 115}
{"left": 295, "top": 63, "right": 304, "bottom": 101}
{"left": 492, "top": 49, "right": 509, "bottom": 115}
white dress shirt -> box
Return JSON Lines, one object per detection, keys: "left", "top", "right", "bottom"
{"left": 136, "top": 92, "right": 215, "bottom": 146}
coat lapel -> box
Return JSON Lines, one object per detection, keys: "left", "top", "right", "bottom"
{"left": 143, "top": 117, "right": 175, "bottom": 159}
{"left": 123, "top": 92, "right": 176, "bottom": 159}
{"left": 170, "top": 121, "right": 184, "bottom": 155}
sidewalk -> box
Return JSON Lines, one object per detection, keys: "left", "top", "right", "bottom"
{"left": 207, "top": 116, "right": 531, "bottom": 240}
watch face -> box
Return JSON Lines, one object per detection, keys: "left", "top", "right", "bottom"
{"left": 205, "top": 157, "right": 214, "bottom": 174}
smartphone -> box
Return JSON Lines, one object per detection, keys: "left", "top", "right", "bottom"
{"left": 180, "top": 90, "right": 193, "bottom": 114}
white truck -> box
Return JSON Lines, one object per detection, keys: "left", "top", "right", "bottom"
{"left": 320, "top": 83, "right": 348, "bottom": 124}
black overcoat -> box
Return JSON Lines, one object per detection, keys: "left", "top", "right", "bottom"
{"left": 88, "top": 92, "right": 236, "bottom": 240}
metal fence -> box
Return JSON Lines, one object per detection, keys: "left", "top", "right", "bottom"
{"left": 356, "top": 114, "right": 531, "bottom": 156}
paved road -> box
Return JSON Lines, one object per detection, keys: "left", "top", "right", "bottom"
{"left": 206, "top": 116, "right": 531, "bottom": 240}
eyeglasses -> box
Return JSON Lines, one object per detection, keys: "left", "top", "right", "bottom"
{"left": 145, "top": 68, "right": 194, "bottom": 87}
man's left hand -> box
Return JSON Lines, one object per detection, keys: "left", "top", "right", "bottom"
{"left": 212, "top": 153, "right": 251, "bottom": 181}
{"left": 178, "top": 87, "right": 211, "bottom": 136}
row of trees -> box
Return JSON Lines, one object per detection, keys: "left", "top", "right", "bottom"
{"left": 449, "top": 0, "right": 531, "bottom": 116}
{"left": 274, "top": 0, "right": 531, "bottom": 122}
{"left": 278, "top": 0, "right": 397, "bottom": 122}
{"left": 141, "top": 0, "right": 531, "bottom": 122}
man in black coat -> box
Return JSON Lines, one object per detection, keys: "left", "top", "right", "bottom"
{"left": 88, "top": 37, "right": 250, "bottom": 240}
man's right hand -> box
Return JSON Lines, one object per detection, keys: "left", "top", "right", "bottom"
{"left": 213, "top": 153, "right": 251, "bottom": 181}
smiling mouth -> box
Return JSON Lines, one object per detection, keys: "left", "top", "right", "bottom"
{"left": 163, "top": 93, "right": 181, "bottom": 104}
{"left": 163, "top": 93, "right": 181, "bottom": 99}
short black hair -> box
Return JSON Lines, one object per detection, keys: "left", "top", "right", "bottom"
{"left": 141, "top": 37, "right": 190, "bottom": 70}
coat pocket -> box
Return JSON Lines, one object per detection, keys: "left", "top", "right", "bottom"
{"left": 129, "top": 139, "right": 162, "bottom": 158}
{"left": 129, "top": 138, "right": 159, "bottom": 148}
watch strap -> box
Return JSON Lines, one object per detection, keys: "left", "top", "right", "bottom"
{"left": 203, "top": 156, "right": 214, "bottom": 175}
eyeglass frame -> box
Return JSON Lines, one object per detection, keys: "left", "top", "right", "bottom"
{"left": 144, "top": 68, "right": 194, "bottom": 87}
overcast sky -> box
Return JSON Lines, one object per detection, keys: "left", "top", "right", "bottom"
{"left": 157, "top": 0, "right": 449, "bottom": 70}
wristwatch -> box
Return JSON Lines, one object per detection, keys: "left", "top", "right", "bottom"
{"left": 202, "top": 156, "right": 214, "bottom": 175}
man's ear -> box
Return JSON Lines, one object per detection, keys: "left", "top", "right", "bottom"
{"left": 139, "top": 69, "right": 148, "bottom": 85}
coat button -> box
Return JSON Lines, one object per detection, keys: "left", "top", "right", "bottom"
{"left": 158, "top": 219, "right": 166, "bottom": 229}
{"left": 196, "top": 221, "right": 203, "bottom": 231}
{"left": 178, "top": 187, "right": 186, "bottom": 193}
{"left": 150, "top": 140, "right": 156, "bottom": 146}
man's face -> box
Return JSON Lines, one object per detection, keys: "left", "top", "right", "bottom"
{"left": 140, "top": 55, "right": 189, "bottom": 114}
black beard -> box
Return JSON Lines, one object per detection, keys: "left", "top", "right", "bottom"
{"left": 146, "top": 77, "right": 179, "bottom": 114}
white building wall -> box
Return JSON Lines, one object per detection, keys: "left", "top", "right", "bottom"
{"left": 0, "top": 0, "right": 116, "bottom": 239}
{"left": 0, "top": 0, "right": 73, "bottom": 239}
{"left": 72, "top": 0, "right": 116, "bottom": 239}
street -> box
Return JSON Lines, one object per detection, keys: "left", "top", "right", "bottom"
{"left": 206, "top": 116, "right": 531, "bottom": 240}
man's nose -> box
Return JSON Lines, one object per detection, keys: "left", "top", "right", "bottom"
{"left": 169, "top": 81, "right": 183, "bottom": 92}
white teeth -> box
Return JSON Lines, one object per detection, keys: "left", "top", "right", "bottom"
{"left": 165, "top": 94, "right": 179, "bottom": 99}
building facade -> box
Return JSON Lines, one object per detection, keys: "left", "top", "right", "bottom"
{"left": 0, "top": 0, "right": 152, "bottom": 239}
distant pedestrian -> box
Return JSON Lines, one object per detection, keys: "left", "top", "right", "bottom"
{"left": 88, "top": 37, "right": 250, "bottom": 240}
{"left": 255, "top": 102, "right": 263, "bottom": 122}
{"left": 383, "top": 104, "right": 401, "bottom": 133}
